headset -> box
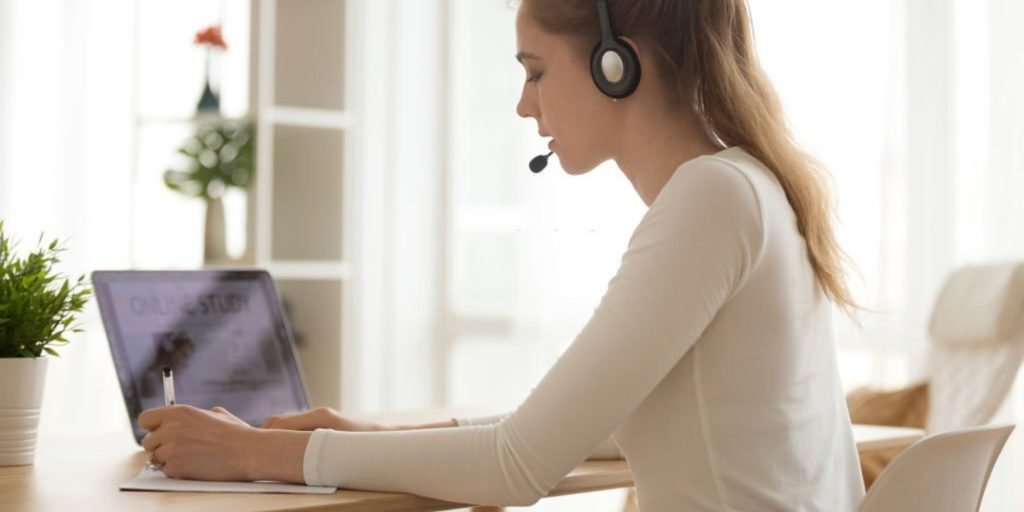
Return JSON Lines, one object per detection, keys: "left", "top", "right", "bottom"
{"left": 591, "top": 0, "right": 641, "bottom": 99}
{"left": 530, "top": 0, "right": 641, "bottom": 173}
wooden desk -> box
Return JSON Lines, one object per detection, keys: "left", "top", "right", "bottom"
{"left": 850, "top": 425, "right": 925, "bottom": 454}
{"left": 0, "top": 424, "right": 922, "bottom": 512}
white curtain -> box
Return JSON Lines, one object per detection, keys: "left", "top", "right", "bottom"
{"left": 0, "top": 0, "right": 136, "bottom": 437}
{"left": 0, "top": 0, "right": 250, "bottom": 437}
{"left": 752, "top": 0, "right": 1024, "bottom": 382}
{"left": 750, "top": 2, "right": 1023, "bottom": 506}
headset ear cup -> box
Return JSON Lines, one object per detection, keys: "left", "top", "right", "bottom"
{"left": 616, "top": 38, "right": 641, "bottom": 95}
{"left": 590, "top": 38, "right": 641, "bottom": 99}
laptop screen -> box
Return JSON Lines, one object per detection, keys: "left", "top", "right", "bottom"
{"left": 93, "top": 270, "right": 310, "bottom": 443}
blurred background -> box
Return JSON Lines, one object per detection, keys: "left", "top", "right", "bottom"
{"left": 0, "top": 0, "right": 1022, "bottom": 510}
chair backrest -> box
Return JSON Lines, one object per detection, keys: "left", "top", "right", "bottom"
{"left": 927, "top": 263, "right": 1024, "bottom": 432}
{"left": 858, "top": 424, "right": 1015, "bottom": 512}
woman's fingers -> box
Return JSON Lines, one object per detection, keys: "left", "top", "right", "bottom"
{"left": 262, "top": 413, "right": 306, "bottom": 430}
{"left": 260, "top": 408, "right": 385, "bottom": 432}
{"left": 151, "top": 444, "right": 170, "bottom": 467}
{"left": 138, "top": 407, "right": 169, "bottom": 431}
{"left": 263, "top": 407, "right": 334, "bottom": 430}
{"left": 141, "top": 431, "right": 160, "bottom": 452}
{"left": 211, "top": 406, "right": 245, "bottom": 424}
{"left": 134, "top": 405, "right": 260, "bottom": 481}
{"left": 139, "top": 404, "right": 195, "bottom": 431}
{"left": 154, "top": 444, "right": 188, "bottom": 479}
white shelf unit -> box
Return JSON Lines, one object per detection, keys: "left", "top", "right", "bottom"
{"left": 128, "top": 0, "right": 358, "bottom": 411}
{"left": 252, "top": 0, "right": 358, "bottom": 410}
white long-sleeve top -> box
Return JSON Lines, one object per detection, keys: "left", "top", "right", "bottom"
{"left": 303, "top": 147, "right": 865, "bottom": 511}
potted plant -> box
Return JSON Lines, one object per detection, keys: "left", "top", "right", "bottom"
{"left": 163, "top": 120, "right": 254, "bottom": 264}
{"left": 0, "top": 221, "right": 91, "bottom": 466}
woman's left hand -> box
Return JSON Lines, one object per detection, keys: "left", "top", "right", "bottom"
{"left": 138, "top": 405, "right": 259, "bottom": 481}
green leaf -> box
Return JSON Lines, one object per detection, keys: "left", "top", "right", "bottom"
{"left": 43, "top": 347, "right": 59, "bottom": 357}
{"left": 0, "top": 222, "right": 91, "bottom": 358}
{"left": 165, "top": 120, "right": 255, "bottom": 200}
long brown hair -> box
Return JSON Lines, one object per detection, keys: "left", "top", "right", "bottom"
{"left": 523, "top": 0, "right": 858, "bottom": 314}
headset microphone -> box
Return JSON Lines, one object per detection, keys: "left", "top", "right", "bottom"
{"left": 529, "top": 151, "right": 553, "bottom": 173}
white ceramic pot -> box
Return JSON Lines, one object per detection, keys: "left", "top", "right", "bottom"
{"left": 0, "top": 357, "right": 48, "bottom": 466}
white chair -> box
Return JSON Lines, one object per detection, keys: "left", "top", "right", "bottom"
{"left": 847, "top": 263, "right": 1024, "bottom": 491}
{"left": 858, "top": 424, "right": 1015, "bottom": 512}
{"left": 927, "top": 262, "right": 1024, "bottom": 433}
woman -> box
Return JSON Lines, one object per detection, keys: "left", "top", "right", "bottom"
{"left": 138, "top": 0, "right": 865, "bottom": 509}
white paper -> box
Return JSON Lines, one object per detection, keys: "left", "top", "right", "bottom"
{"left": 119, "top": 465, "right": 337, "bottom": 494}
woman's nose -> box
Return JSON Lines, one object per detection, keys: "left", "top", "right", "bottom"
{"left": 516, "top": 86, "right": 535, "bottom": 119}
{"left": 516, "top": 96, "right": 530, "bottom": 119}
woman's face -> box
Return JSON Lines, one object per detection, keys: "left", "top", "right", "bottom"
{"left": 515, "top": 8, "right": 617, "bottom": 175}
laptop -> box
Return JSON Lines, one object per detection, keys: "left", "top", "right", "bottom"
{"left": 92, "top": 270, "right": 311, "bottom": 443}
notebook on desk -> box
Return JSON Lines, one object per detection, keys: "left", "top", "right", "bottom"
{"left": 120, "top": 464, "right": 336, "bottom": 494}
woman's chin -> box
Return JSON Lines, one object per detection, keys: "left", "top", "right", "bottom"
{"left": 562, "top": 166, "right": 592, "bottom": 176}
{"left": 550, "top": 146, "right": 604, "bottom": 176}
{"left": 558, "top": 157, "right": 600, "bottom": 176}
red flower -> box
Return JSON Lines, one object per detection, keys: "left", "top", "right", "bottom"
{"left": 194, "top": 25, "right": 227, "bottom": 50}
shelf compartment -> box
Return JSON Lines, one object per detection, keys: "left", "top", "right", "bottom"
{"left": 270, "top": 124, "right": 345, "bottom": 261}
{"left": 276, "top": 279, "right": 344, "bottom": 409}
{"left": 273, "top": 0, "right": 347, "bottom": 110}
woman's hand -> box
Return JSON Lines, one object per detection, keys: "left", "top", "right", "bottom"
{"left": 138, "top": 405, "right": 310, "bottom": 483}
{"left": 262, "top": 406, "right": 390, "bottom": 432}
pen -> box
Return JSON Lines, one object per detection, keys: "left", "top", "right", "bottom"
{"left": 162, "top": 366, "right": 176, "bottom": 406}
{"left": 145, "top": 366, "right": 177, "bottom": 471}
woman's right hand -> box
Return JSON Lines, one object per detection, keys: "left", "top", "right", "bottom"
{"left": 261, "top": 407, "right": 390, "bottom": 432}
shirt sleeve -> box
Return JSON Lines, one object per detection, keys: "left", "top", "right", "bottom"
{"left": 303, "top": 159, "right": 765, "bottom": 506}
{"left": 455, "top": 413, "right": 623, "bottom": 459}
{"left": 453, "top": 414, "right": 508, "bottom": 427}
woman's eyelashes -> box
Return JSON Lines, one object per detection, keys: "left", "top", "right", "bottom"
{"left": 526, "top": 70, "right": 544, "bottom": 83}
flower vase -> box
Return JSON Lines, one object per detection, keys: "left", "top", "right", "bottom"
{"left": 204, "top": 196, "right": 229, "bottom": 264}
{"left": 196, "top": 50, "right": 220, "bottom": 113}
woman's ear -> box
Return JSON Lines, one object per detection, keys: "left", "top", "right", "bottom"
{"left": 618, "top": 36, "right": 641, "bottom": 57}
{"left": 617, "top": 36, "right": 648, "bottom": 74}
{"left": 615, "top": 36, "right": 647, "bottom": 95}
{"left": 610, "top": 35, "right": 643, "bottom": 79}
